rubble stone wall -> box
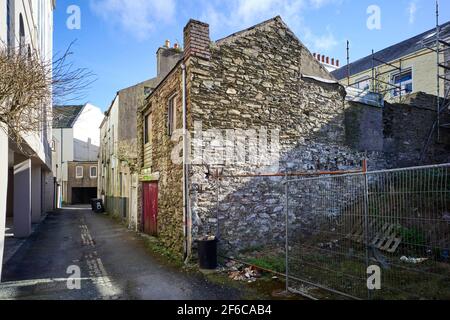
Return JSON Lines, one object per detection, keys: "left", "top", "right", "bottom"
{"left": 186, "top": 18, "right": 380, "bottom": 253}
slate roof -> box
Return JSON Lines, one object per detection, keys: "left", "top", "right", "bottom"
{"left": 53, "top": 105, "right": 85, "bottom": 128}
{"left": 331, "top": 21, "right": 450, "bottom": 80}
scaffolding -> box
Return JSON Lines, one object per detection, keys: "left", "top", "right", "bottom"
{"left": 420, "top": 0, "right": 450, "bottom": 155}
{"left": 346, "top": 47, "right": 407, "bottom": 103}
{"left": 345, "top": 0, "right": 450, "bottom": 154}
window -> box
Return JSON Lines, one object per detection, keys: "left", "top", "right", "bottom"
{"left": 168, "top": 94, "right": 177, "bottom": 136}
{"left": 90, "top": 166, "right": 97, "bottom": 178}
{"left": 6, "top": 0, "right": 11, "bottom": 49}
{"left": 354, "top": 76, "right": 371, "bottom": 91}
{"left": 144, "top": 86, "right": 152, "bottom": 96}
{"left": 19, "top": 14, "right": 25, "bottom": 54}
{"left": 144, "top": 113, "right": 152, "bottom": 144}
{"left": 392, "top": 70, "right": 413, "bottom": 97}
{"left": 76, "top": 166, "right": 83, "bottom": 179}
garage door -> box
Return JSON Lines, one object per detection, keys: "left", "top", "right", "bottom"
{"left": 72, "top": 188, "right": 97, "bottom": 204}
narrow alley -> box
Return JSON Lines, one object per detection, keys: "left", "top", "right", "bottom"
{"left": 0, "top": 207, "right": 242, "bottom": 300}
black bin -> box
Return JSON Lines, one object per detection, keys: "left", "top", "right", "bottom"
{"left": 197, "top": 238, "right": 218, "bottom": 270}
{"left": 91, "top": 199, "right": 105, "bottom": 213}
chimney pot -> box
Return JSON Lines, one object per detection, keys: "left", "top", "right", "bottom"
{"left": 165, "top": 40, "right": 170, "bottom": 48}
{"left": 331, "top": 58, "right": 335, "bottom": 66}
{"left": 336, "top": 59, "right": 340, "bottom": 67}
{"left": 326, "top": 56, "right": 329, "bottom": 64}
{"left": 321, "top": 55, "right": 325, "bottom": 63}
{"left": 174, "top": 43, "right": 179, "bottom": 49}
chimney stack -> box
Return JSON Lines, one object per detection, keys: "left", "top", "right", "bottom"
{"left": 183, "top": 19, "right": 210, "bottom": 61}
{"left": 157, "top": 40, "right": 184, "bottom": 77}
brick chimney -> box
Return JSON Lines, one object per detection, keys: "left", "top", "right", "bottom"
{"left": 183, "top": 19, "right": 210, "bottom": 60}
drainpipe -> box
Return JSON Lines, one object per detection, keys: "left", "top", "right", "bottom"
{"left": 181, "top": 63, "right": 191, "bottom": 263}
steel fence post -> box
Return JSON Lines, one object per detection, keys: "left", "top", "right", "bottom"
{"left": 285, "top": 172, "right": 289, "bottom": 293}
{"left": 362, "top": 159, "right": 371, "bottom": 300}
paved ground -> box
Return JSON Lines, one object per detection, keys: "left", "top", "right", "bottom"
{"left": 0, "top": 206, "right": 242, "bottom": 300}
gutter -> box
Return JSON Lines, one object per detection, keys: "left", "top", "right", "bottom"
{"left": 181, "top": 63, "right": 191, "bottom": 263}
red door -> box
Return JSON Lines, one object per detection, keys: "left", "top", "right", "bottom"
{"left": 142, "top": 182, "right": 158, "bottom": 236}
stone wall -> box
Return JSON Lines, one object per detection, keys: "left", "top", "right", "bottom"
{"left": 185, "top": 17, "right": 376, "bottom": 252}
{"left": 138, "top": 63, "right": 185, "bottom": 256}
{"left": 137, "top": 17, "right": 450, "bottom": 258}
{"left": 347, "top": 92, "right": 450, "bottom": 168}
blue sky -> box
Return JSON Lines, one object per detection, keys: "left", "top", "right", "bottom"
{"left": 54, "top": 0, "right": 450, "bottom": 111}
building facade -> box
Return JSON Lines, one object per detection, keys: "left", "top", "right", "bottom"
{"left": 332, "top": 21, "right": 450, "bottom": 102}
{"left": 137, "top": 17, "right": 376, "bottom": 259}
{"left": 0, "top": 0, "right": 56, "bottom": 280}
{"left": 52, "top": 103, "right": 104, "bottom": 205}
{"left": 99, "top": 44, "right": 182, "bottom": 229}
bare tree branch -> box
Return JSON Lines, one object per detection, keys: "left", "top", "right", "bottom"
{"left": 0, "top": 41, "right": 96, "bottom": 155}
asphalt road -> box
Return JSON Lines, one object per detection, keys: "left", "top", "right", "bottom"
{"left": 0, "top": 206, "right": 242, "bottom": 300}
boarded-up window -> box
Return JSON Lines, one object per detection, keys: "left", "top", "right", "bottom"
{"left": 144, "top": 113, "right": 152, "bottom": 144}
{"left": 168, "top": 94, "right": 177, "bottom": 136}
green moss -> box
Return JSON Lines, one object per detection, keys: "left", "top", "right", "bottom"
{"left": 246, "top": 256, "right": 286, "bottom": 274}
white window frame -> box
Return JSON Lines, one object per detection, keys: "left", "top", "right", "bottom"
{"left": 354, "top": 76, "right": 371, "bottom": 91}
{"left": 391, "top": 68, "right": 413, "bottom": 98}
{"left": 90, "top": 166, "right": 98, "bottom": 179}
{"left": 75, "top": 166, "right": 83, "bottom": 179}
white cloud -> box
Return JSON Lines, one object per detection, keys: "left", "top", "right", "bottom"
{"left": 200, "top": 0, "right": 341, "bottom": 52}
{"left": 408, "top": 1, "right": 418, "bottom": 24}
{"left": 89, "top": 0, "right": 175, "bottom": 40}
{"left": 303, "top": 26, "right": 339, "bottom": 51}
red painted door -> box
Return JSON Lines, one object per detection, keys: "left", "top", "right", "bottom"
{"left": 143, "top": 182, "right": 158, "bottom": 236}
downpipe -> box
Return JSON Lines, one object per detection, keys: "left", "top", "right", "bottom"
{"left": 181, "top": 63, "right": 192, "bottom": 264}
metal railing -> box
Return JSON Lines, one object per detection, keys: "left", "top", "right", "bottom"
{"left": 215, "top": 163, "right": 450, "bottom": 300}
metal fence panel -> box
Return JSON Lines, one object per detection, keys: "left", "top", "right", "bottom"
{"left": 286, "top": 164, "right": 450, "bottom": 300}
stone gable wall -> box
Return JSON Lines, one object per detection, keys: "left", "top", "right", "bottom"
{"left": 186, "top": 19, "right": 377, "bottom": 252}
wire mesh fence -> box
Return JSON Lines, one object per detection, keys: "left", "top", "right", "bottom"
{"left": 215, "top": 163, "right": 450, "bottom": 299}
{"left": 287, "top": 164, "right": 450, "bottom": 299}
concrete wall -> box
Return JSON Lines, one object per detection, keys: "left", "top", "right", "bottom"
{"left": 52, "top": 128, "right": 74, "bottom": 187}
{"left": 0, "top": 0, "right": 6, "bottom": 44}
{"left": 73, "top": 103, "right": 104, "bottom": 148}
{"left": 0, "top": 128, "right": 8, "bottom": 280}
{"left": 74, "top": 138, "right": 99, "bottom": 162}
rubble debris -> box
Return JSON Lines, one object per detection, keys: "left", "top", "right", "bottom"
{"left": 226, "top": 260, "right": 262, "bottom": 282}
{"left": 400, "top": 256, "right": 428, "bottom": 264}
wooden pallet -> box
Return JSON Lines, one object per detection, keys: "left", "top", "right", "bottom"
{"left": 346, "top": 221, "right": 402, "bottom": 253}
